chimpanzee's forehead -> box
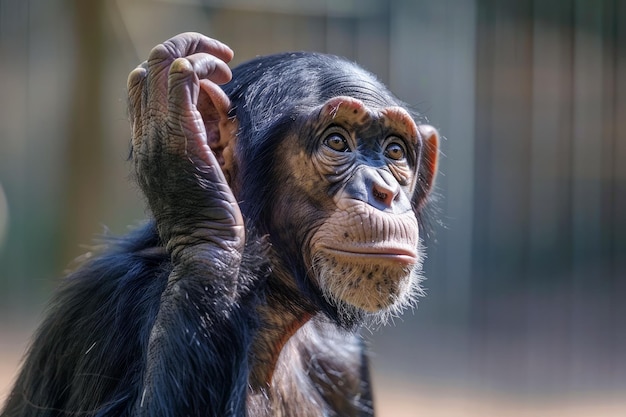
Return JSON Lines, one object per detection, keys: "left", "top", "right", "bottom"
{"left": 314, "top": 96, "right": 418, "bottom": 140}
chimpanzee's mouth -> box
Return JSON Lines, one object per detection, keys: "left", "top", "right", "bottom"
{"left": 322, "top": 245, "right": 419, "bottom": 265}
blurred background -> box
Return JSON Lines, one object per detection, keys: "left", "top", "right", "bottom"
{"left": 1, "top": 0, "right": 624, "bottom": 415}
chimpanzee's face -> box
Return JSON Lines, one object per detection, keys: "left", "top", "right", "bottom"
{"left": 268, "top": 95, "right": 438, "bottom": 323}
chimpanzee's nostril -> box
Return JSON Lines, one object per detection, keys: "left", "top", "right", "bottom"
{"left": 371, "top": 183, "right": 397, "bottom": 208}
{"left": 373, "top": 188, "right": 388, "bottom": 202}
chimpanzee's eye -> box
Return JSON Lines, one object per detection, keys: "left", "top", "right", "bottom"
{"left": 324, "top": 133, "right": 351, "bottom": 153}
{"left": 384, "top": 140, "right": 406, "bottom": 161}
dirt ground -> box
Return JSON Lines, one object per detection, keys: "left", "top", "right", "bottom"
{"left": 2, "top": 324, "right": 625, "bottom": 416}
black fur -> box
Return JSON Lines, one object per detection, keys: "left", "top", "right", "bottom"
{"left": 1, "top": 222, "right": 270, "bottom": 417}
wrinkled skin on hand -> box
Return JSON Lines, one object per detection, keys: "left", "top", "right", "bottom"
{"left": 127, "top": 33, "right": 243, "bottom": 272}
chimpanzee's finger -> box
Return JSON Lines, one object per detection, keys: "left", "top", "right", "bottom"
{"left": 149, "top": 32, "right": 233, "bottom": 68}
{"left": 127, "top": 62, "right": 148, "bottom": 147}
{"left": 165, "top": 55, "right": 231, "bottom": 140}
{"left": 183, "top": 52, "right": 233, "bottom": 85}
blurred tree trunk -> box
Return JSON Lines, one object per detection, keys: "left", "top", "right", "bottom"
{"left": 62, "top": 0, "right": 106, "bottom": 265}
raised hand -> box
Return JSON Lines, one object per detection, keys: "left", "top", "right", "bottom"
{"left": 127, "top": 32, "right": 244, "bottom": 269}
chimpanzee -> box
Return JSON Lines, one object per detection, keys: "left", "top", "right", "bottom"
{"left": 1, "top": 33, "right": 439, "bottom": 417}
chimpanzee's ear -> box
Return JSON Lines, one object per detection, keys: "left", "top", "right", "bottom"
{"left": 414, "top": 124, "right": 439, "bottom": 209}
{"left": 198, "top": 80, "right": 239, "bottom": 190}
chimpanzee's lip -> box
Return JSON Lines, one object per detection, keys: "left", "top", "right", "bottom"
{"left": 323, "top": 245, "right": 419, "bottom": 265}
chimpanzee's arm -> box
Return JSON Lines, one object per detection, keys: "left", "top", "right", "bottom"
{"left": 126, "top": 33, "right": 254, "bottom": 417}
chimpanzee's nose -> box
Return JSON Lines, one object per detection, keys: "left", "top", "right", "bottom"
{"left": 371, "top": 181, "right": 399, "bottom": 209}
